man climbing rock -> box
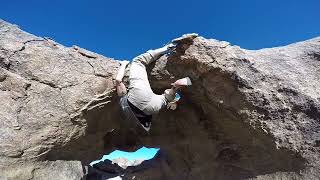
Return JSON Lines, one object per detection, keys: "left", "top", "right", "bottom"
{"left": 115, "top": 34, "right": 197, "bottom": 132}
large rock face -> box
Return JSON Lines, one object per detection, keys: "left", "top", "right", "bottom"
{"left": 0, "top": 20, "right": 119, "bottom": 179}
{"left": 0, "top": 20, "right": 319, "bottom": 180}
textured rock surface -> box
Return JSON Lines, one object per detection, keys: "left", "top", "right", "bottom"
{"left": 0, "top": 19, "right": 120, "bottom": 179}
{"left": 0, "top": 19, "right": 320, "bottom": 180}
{"left": 1, "top": 160, "right": 84, "bottom": 180}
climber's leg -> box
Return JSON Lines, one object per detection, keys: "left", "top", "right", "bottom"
{"left": 127, "top": 44, "right": 175, "bottom": 111}
{"left": 127, "top": 52, "right": 157, "bottom": 110}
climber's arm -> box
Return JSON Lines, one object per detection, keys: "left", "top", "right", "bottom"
{"left": 116, "top": 61, "right": 129, "bottom": 97}
{"left": 116, "top": 82, "right": 127, "bottom": 97}
{"left": 165, "top": 77, "right": 191, "bottom": 100}
{"left": 147, "top": 43, "right": 176, "bottom": 60}
{"left": 164, "top": 86, "right": 179, "bottom": 102}
{"left": 165, "top": 77, "right": 192, "bottom": 110}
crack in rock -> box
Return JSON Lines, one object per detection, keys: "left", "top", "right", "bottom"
{"left": 28, "top": 77, "right": 60, "bottom": 90}
{"left": 86, "top": 60, "right": 108, "bottom": 78}
{"left": 5, "top": 39, "right": 45, "bottom": 70}
{"left": 73, "top": 45, "right": 98, "bottom": 59}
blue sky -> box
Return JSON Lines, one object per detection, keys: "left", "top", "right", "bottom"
{"left": 1, "top": 0, "right": 319, "bottom": 60}
{"left": 90, "top": 147, "right": 159, "bottom": 166}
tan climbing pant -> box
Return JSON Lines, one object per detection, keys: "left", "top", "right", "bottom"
{"left": 127, "top": 51, "right": 174, "bottom": 115}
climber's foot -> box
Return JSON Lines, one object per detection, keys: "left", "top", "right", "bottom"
{"left": 166, "top": 42, "right": 177, "bottom": 50}
{"left": 120, "top": 60, "right": 130, "bottom": 66}
{"left": 161, "top": 42, "right": 177, "bottom": 54}
{"left": 171, "top": 33, "right": 199, "bottom": 43}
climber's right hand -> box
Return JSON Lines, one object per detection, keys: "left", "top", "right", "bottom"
{"left": 167, "top": 101, "right": 178, "bottom": 110}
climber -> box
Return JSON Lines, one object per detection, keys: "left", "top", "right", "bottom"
{"left": 115, "top": 36, "right": 195, "bottom": 132}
